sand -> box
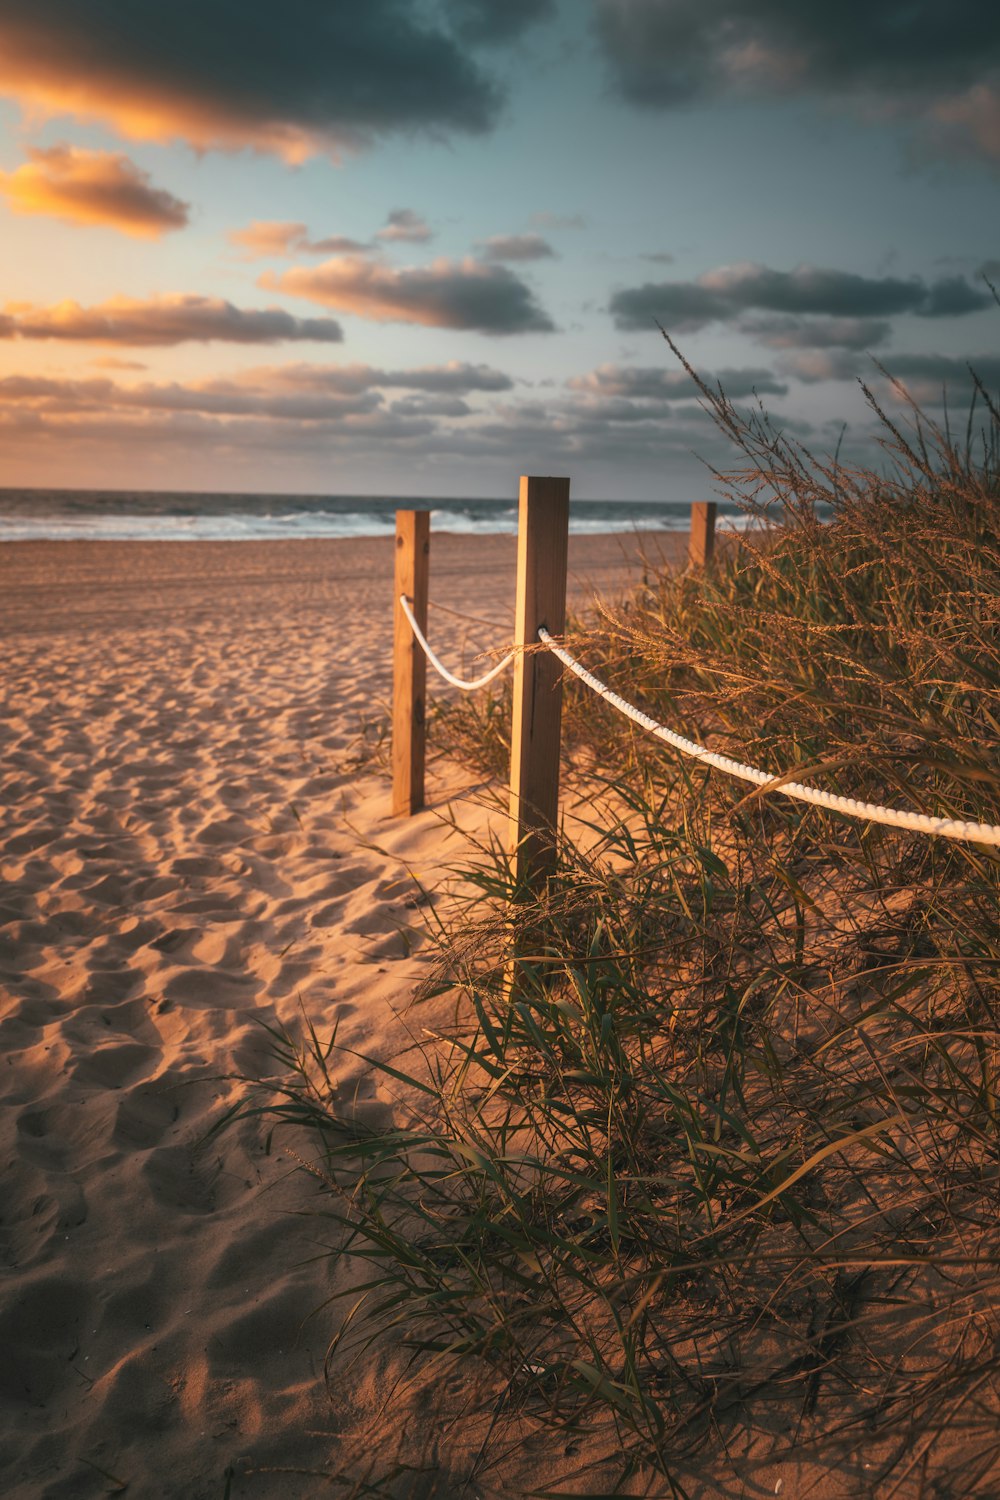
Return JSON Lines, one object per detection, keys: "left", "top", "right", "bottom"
{"left": 0, "top": 530, "right": 686, "bottom": 1499}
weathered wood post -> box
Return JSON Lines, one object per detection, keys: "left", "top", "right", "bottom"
{"left": 393, "top": 509, "right": 430, "bottom": 817}
{"left": 689, "top": 500, "right": 717, "bottom": 570}
{"left": 507, "top": 475, "right": 570, "bottom": 889}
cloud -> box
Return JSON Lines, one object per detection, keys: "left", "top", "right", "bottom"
{"left": 228, "top": 220, "right": 369, "bottom": 258}
{"left": 919, "top": 275, "right": 996, "bottom": 316}
{"left": 876, "top": 353, "right": 1000, "bottom": 404}
{"left": 443, "top": 0, "right": 555, "bottom": 45}
{"left": 0, "top": 373, "right": 381, "bottom": 422}
{"left": 376, "top": 209, "right": 433, "bottom": 244}
{"left": 389, "top": 395, "right": 472, "bottom": 418}
{"left": 776, "top": 348, "right": 1000, "bottom": 397}
{"left": 568, "top": 363, "right": 787, "bottom": 400}
{"left": 0, "top": 1, "right": 501, "bottom": 159}
{"left": 264, "top": 255, "right": 555, "bottom": 334}
{"left": 530, "top": 211, "right": 587, "bottom": 230}
{"left": 610, "top": 262, "right": 993, "bottom": 331}
{"left": 776, "top": 349, "right": 868, "bottom": 384}
{"left": 740, "top": 314, "right": 893, "bottom": 349}
{"left": 594, "top": 0, "right": 1000, "bottom": 163}
{"left": 477, "top": 233, "right": 556, "bottom": 262}
{"left": 372, "top": 361, "right": 514, "bottom": 393}
{"left": 228, "top": 221, "right": 309, "bottom": 258}
{"left": 238, "top": 360, "right": 515, "bottom": 396}
{"left": 0, "top": 352, "right": 843, "bottom": 496}
{"left": 0, "top": 144, "right": 188, "bottom": 236}
{"left": 0, "top": 361, "right": 517, "bottom": 423}
{"left": 306, "top": 233, "right": 370, "bottom": 255}
{"left": 0, "top": 294, "right": 344, "bottom": 345}
{"left": 90, "top": 356, "right": 148, "bottom": 371}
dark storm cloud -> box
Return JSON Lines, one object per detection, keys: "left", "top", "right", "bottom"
{"left": 569, "top": 363, "right": 787, "bottom": 400}
{"left": 610, "top": 264, "right": 993, "bottom": 331}
{"left": 477, "top": 234, "right": 557, "bottom": 262}
{"left": 0, "top": 295, "right": 344, "bottom": 345}
{"left": 595, "top": 0, "right": 1000, "bottom": 161}
{"left": 442, "top": 0, "right": 556, "bottom": 46}
{"left": 0, "top": 1, "right": 502, "bottom": 158}
{"left": 265, "top": 256, "right": 555, "bottom": 335}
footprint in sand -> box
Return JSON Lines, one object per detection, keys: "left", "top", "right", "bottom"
{"left": 112, "top": 1087, "right": 181, "bottom": 1151}
{"left": 142, "top": 1143, "right": 227, "bottom": 1215}
{"left": 162, "top": 966, "right": 258, "bottom": 1010}
{"left": 70, "top": 1041, "right": 161, "bottom": 1091}
{"left": 0, "top": 1276, "right": 91, "bottom": 1403}
{"left": 0, "top": 1174, "right": 86, "bottom": 1269}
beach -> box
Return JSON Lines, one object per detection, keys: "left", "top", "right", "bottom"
{"left": 0, "top": 530, "right": 685, "bottom": 1499}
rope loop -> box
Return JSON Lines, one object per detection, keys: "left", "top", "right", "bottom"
{"left": 400, "top": 594, "right": 515, "bottom": 692}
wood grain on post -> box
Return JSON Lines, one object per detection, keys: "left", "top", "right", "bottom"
{"left": 507, "top": 475, "right": 570, "bottom": 889}
{"left": 392, "top": 509, "right": 430, "bottom": 817}
{"left": 689, "top": 500, "right": 717, "bottom": 570}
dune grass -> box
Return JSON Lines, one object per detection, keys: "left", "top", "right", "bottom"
{"left": 238, "top": 370, "right": 1000, "bottom": 1495}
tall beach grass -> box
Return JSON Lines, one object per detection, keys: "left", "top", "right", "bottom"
{"left": 235, "top": 362, "right": 1000, "bottom": 1495}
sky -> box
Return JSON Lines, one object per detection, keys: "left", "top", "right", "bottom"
{"left": 0, "top": 0, "right": 997, "bottom": 501}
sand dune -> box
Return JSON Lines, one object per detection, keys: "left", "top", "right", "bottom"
{"left": 0, "top": 530, "right": 682, "bottom": 1498}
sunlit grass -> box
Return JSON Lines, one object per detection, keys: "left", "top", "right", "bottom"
{"left": 234, "top": 357, "right": 1000, "bottom": 1495}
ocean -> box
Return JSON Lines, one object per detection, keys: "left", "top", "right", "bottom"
{"left": 0, "top": 489, "right": 751, "bottom": 543}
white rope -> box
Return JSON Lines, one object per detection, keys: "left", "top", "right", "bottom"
{"left": 400, "top": 594, "right": 515, "bottom": 692}
{"left": 539, "top": 627, "right": 1000, "bottom": 846}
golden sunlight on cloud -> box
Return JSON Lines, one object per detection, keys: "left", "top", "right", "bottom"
{"left": 262, "top": 256, "right": 555, "bottom": 335}
{"left": 0, "top": 6, "right": 499, "bottom": 160}
{"left": 228, "top": 220, "right": 370, "bottom": 259}
{"left": 228, "top": 221, "right": 310, "bottom": 258}
{"left": 0, "top": 294, "right": 344, "bottom": 345}
{"left": 0, "top": 70, "right": 321, "bottom": 161}
{"left": 0, "top": 144, "right": 189, "bottom": 236}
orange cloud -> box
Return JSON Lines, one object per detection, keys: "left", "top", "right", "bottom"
{"left": 263, "top": 256, "right": 555, "bottom": 334}
{"left": 228, "top": 220, "right": 369, "bottom": 258}
{"left": 228, "top": 221, "right": 310, "bottom": 258}
{"left": 0, "top": 5, "right": 499, "bottom": 160}
{"left": 0, "top": 294, "right": 343, "bottom": 345}
{"left": 0, "top": 145, "right": 189, "bottom": 236}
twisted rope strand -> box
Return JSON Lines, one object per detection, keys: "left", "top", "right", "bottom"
{"left": 400, "top": 594, "right": 515, "bottom": 692}
{"left": 538, "top": 627, "right": 1000, "bottom": 846}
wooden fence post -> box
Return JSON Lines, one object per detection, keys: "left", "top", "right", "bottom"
{"left": 393, "top": 509, "right": 430, "bottom": 817}
{"left": 507, "top": 475, "right": 570, "bottom": 889}
{"left": 689, "top": 500, "right": 717, "bottom": 570}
